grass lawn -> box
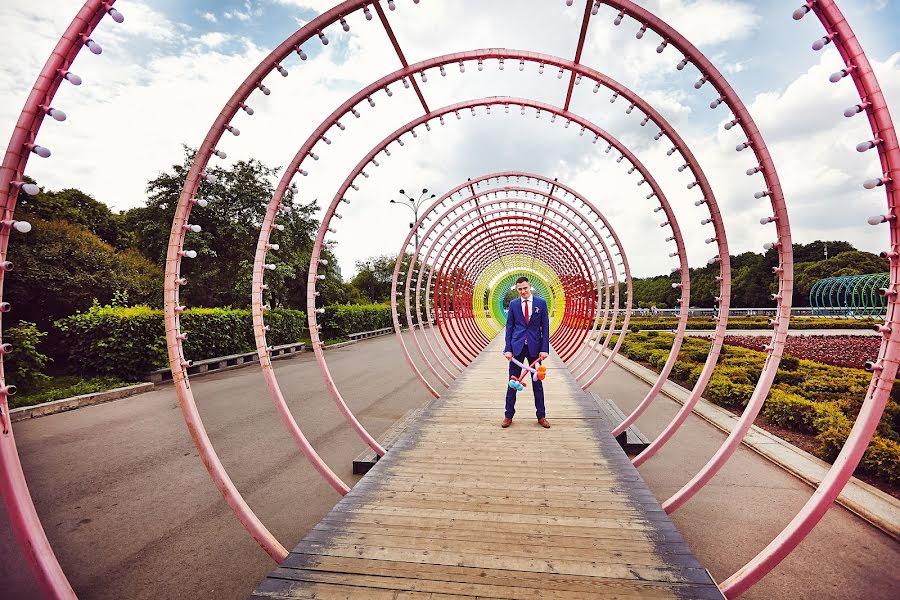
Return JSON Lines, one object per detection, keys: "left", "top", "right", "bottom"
{"left": 11, "top": 375, "right": 134, "bottom": 410}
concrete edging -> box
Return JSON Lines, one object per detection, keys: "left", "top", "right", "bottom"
{"left": 610, "top": 352, "right": 900, "bottom": 541}
{"left": 9, "top": 383, "right": 155, "bottom": 422}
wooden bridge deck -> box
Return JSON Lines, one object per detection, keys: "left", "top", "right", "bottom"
{"left": 251, "top": 341, "right": 723, "bottom": 599}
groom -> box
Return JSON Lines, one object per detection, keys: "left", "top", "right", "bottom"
{"left": 503, "top": 276, "right": 550, "bottom": 429}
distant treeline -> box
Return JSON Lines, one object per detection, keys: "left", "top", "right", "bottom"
{"left": 630, "top": 241, "right": 887, "bottom": 309}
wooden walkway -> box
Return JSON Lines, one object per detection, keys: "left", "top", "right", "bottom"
{"left": 251, "top": 340, "right": 723, "bottom": 599}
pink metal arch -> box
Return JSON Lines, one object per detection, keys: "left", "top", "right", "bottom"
{"left": 0, "top": 1, "right": 118, "bottom": 597}
{"left": 398, "top": 197, "right": 612, "bottom": 376}
{"left": 719, "top": 1, "right": 900, "bottom": 595}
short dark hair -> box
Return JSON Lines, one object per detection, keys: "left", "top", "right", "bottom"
{"left": 515, "top": 276, "right": 530, "bottom": 285}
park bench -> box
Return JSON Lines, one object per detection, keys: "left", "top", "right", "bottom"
{"left": 347, "top": 326, "right": 393, "bottom": 341}
{"left": 145, "top": 342, "right": 305, "bottom": 383}
{"left": 593, "top": 393, "right": 651, "bottom": 455}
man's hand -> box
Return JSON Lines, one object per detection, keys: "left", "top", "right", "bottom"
{"left": 504, "top": 352, "right": 513, "bottom": 361}
{"left": 539, "top": 352, "right": 549, "bottom": 361}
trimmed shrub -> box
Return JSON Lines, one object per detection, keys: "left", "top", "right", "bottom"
{"left": 705, "top": 375, "right": 754, "bottom": 408}
{"left": 628, "top": 316, "right": 881, "bottom": 332}
{"left": 4, "top": 321, "right": 51, "bottom": 394}
{"left": 862, "top": 437, "right": 900, "bottom": 484}
{"left": 648, "top": 349, "right": 670, "bottom": 370}
{"left": 763, "top": 390, "right": 839, "bottom": 434}
{"left": 321, "top": 304, "right": 392, "bottom": 338}
{"left": 55, "top": 305, "right": 306, "bottom": 380}
{"left": 780, "top": 354, "right": 800, "bottom": 371}
{"left": 814, "top": 410, "right": 853, "bottom": 462}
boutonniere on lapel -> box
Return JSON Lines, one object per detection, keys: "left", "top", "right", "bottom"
{"left": 534, "top": 307, "right": 540, "bottom": 314}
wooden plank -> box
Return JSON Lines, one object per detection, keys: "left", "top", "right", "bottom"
{"left": 251, "top": 340, "right": 722, "bottom": 599}
{"left": 353, "top": 405, "right": 427, "bottom": 474}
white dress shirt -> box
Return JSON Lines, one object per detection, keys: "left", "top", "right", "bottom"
{"left": 521, "top": 294, "right": 533, "bottom": 320}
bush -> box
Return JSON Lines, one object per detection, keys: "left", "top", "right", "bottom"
{"left": 814, "top": 410, "right": 853, "bottom": 462}
{"left": 55, "top": 304, "right": 306, "bottom": 380}
{"left": 705, "top": 375, "right": 755, "bottom": 408}
{"left": 763, "top": 390, "right": 840, "bottom": 434}
{"left": 4, "top": 217, "right": 163, "bottom": 327}
{"left": 321, "top": 304, "right": 392, "bottom": 338}
{"left": 3, "top": 321, "right": 51, "bottom": 394}
{"left": 862, "top": 437, "right": 900, "bottom": 484}
{"left": 780, "top": 354, "right": 800, "bottom": 371}
{"left": 647, "top": 349, "right": 670, "bottom": 370}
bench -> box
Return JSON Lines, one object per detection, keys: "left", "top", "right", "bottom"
{"left": 347, "top": 327, "right": 393, "bottom": 341}
{"left": 352, "top": 404, "right": 429, "bottom": 474}
{"left": 592, "top": 394, "right": 651, "bottom": 455}
{"left": 145, "top": 342, "right": 305, "bottom": 384}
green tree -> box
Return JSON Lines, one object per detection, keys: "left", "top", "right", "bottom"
{"left": 4, "top": 217, "right": 163, "bottom": 327}
{"left": 16, "top": 180, "right": 134, "bottom": 250}
{"left": 124, "top": 147, "right": 342, "bottom": 308}
{"left": 351, "top": 253, "right": 417, "bottom": 304}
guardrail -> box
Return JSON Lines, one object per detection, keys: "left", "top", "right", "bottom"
{"left": 145, "top": 342, "right": 305, "bottom": 384}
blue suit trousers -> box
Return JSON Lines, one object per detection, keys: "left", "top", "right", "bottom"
{"left": 505, "top": 346, "right": 546, "bottom": 419}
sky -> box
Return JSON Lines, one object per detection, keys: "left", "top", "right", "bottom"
{"left": 0, "top": 0, "right": 898, "bottom": 280}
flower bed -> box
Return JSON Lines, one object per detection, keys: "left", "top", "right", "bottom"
{"left": 721, "top": 335, "right": 881, "bottom": 370}
{"left": 615, "top": 331, "right": 900, "bottom": 488}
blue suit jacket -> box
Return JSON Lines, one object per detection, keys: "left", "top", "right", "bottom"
{"left": 504, "top": 296, "right": 550, "bottom": 356}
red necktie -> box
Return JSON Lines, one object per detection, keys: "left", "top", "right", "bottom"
{"left": 524, "top": 299, "right": 530, "bottom": 325}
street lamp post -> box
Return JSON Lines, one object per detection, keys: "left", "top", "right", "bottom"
{"left": 389, "top": 188, "right": 435, "bottom": 252}
{"left": 364, "top": 261, "right": 376, "bottom": 303}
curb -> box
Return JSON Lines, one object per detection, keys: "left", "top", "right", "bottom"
{"left": 10, "top": 383, "right": 155, "bottom": 422}
{"left": 309, "top": 338, "right": 358, "bottom": 352}
{"left": 610, "top": 353, "right": 900, "bottom": 541}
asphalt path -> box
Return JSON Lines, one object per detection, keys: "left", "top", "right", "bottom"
{"left": 2, "top": 332, "right": 445, "bottom": 600}
{"left": 2, "top": 332, "right": 898, "bottom": 599}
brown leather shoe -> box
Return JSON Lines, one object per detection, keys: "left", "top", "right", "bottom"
{"left": 501, "top": 418, "right": 512, "bottom": 428}
{"left": 538, "top": 418, "right": 551, "bottom": 429}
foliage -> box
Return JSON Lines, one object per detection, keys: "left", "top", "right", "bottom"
{"left": 16, "top": 181, "right": 133, "bottom": 249}
{"left": 350, "top": 253, "right": 418, "bottom": 304}
{"left": 321, "top": 304, "right": 393, "bottom": 338}
{"left": 54, "top": 304, "right": 306, "bottom": 380}
{"left": 616, "top": 331, "right": 900, "bottom": 484}
{"left": 4, "top": 217, "right": 163, "bottom": 327}
{"left": 629, "top": 241, "right": 885, "bottom": 309}
{"left": 3, "top": 321, "right": 51, "bottom": 394}
{"left": 10, "top": 376, "right": 130, "bottom": 410}
{"left": 123, "top": 147, "right": 345, "bottom": 308}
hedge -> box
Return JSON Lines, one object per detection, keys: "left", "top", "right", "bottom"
{"left": 55, "top": 305, "right": 306, "bottom": 380}
{"left": 4, "top": 321, "right": 51, "bottom": 394}
{"left": 320, "top": 303, "right": 393, "bottom": 339}
{"left": 616, "top": 331, "right": 900, "bottom": 485}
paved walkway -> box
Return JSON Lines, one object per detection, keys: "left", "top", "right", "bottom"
{"left": 252, "top": 340, "right": 722, "bottom": 599}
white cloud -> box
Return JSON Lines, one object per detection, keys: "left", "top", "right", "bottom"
{"left": 202, "top": 12, "right": 218, "bottom": 24}
{"left": 655, "top": 0, "right": 761, "bottom": 47}
{"left": 198, "top": 32, "right": 232, "bottom": 48}
{"left": 0, "top": 0, "right": 897, "bottom": 283}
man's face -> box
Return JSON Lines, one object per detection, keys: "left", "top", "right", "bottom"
{"left": 516, "top": 282, "right": 531, "bottom": 298}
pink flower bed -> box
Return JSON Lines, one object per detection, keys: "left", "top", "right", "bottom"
{"left": 720, "top": 335, "right": 880, "bottom": 370}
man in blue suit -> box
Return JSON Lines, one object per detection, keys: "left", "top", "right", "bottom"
{"left": 503, "top": 276, "right": 551, "bottom": 429}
